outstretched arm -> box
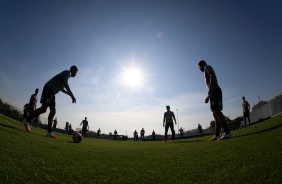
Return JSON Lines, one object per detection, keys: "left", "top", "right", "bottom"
{"left": 61, "top": 72, "right": 76, "bottom": 103}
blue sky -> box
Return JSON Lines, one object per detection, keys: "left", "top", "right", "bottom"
{"left": 1, "top": 0, "right": 282, "bottom": 136}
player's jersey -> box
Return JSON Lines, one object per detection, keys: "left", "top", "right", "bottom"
{"left": 81, "top": 120, "right": 88, "bottom": 128}
{"left": 204, "top": 65, "right": 219, "bottom": 90}
{"left": 242, "top": 101, "right": 250, "bottom": 112}
{"left": 46, "top": 70, "right": 73, "bottom": 95}
{"left": 29, "top": 94, "right": 37, "bottom": 108}
{"left": 164, "top": 111, "right": 175, "bottom": 123}
{"left": 23, "top": 103, "right": 29, "bottom": 113}
{"left": 198, "top": 125, "right": 202, "bottom": 131}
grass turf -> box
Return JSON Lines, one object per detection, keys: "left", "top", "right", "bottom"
{"left": 0, "top": 113, "right": 281, "bottom": 183}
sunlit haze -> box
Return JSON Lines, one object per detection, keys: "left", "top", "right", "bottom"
{"left": 121, "top": 64, "right": 144, "bottom": 89}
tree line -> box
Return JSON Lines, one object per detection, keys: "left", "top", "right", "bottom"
{"left": 0, "top": 98, "right": 23, "bottom": 121}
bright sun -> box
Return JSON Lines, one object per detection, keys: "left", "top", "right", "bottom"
{"left": 122, "top": 67, "right": 144, "bottom": 88}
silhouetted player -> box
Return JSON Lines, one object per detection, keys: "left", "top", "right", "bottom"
{"left": 198, "top": 60, "right": 231, "bottom": 141}
{"left": 242, "top": 96, "right": 251, "bottom": 128}
{"left": 23, "top": 65, "right": 78, "bottom": 138}
{"left": 80, "top": 117, "right": 89, "bottom": 137}
{"left": 140, "top": 128, "right": 145, "bottom": 141}
{"left": 163, "top": 105, "right": 177, "bottom": 142}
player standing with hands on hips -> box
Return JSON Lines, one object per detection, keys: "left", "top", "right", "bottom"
{"left": 23, "top": 65, "right": 78, "bottom": 138}
{"left": 198, "top": 60, "right": 231, "bottom": 141}
{"left": 163, "top": 105, "right": 177, "bottom": 142}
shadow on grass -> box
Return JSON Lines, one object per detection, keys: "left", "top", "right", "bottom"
{"left": 173, "top": 140, "right": 204, "bottom": 144}
{"left": 66, "top": 140, "right": 81, "bottom": 144}
{"left": 0, "top": 122, "right": 23, "bottom": 134}
{"left": 235, "top": 123, "right": 282, "bottom": 138}
{"left": 0, "top": 127, "right": 19, "bottom": 134}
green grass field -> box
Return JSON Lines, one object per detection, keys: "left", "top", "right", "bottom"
{"left": 0, "top": 114, "right": 281, "bottom": 184}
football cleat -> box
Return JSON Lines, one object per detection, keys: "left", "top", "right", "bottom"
{"left": 209, "top": 136, "right": 219, "bottom": 141}
{"left": 22, "top": 119, "right": 31, "bottom": 133}
{"left": 218, "top": 133, "right": 231, "bottom": 141}
{"left": 47, "top": 132, "right": 57, "bottom": 139}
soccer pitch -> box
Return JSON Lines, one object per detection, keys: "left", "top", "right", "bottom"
{"left": 0, "top": 114, "right": 281, "bottom": 183}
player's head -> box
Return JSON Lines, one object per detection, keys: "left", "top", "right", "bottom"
{"left": 198, "top": 60, "right": 206, "bottom": 72}
{"left": 70, "top": 65, "right": 78, "bottom": 77}
{"left": 166, "top": 105, "right": 170, "bottom": 110}
{"left": 85, "top": 117, "right": 87, "bottom": 120}
{"left": 35, "top": 88, "right": 39, "bottom": 94}
{"left": 242, "top": 96, "right": 245, "bottom": 100}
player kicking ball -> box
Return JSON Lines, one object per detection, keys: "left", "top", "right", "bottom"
{"left": 23, "top": 65, "right": 78, "bottom": 138}
{"left": 198, "top": 60, "right": 231, "bottom": 141}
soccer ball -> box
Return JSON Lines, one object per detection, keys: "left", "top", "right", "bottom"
{"left": 72, "top": 132, "right": 83, "bottom": 143}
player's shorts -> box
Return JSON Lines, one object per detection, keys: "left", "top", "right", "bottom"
{"left": 82, "top": 127, "right": 87, "bottom": 132}
{"left": 165, "top": 121, "right": 174, "bottom": 131}
{"left": 210, "top": 87, "right": 223, "bottom": 111}
{"left": 40, "top": 84, "right": 56, "bottom": 107}
{"left": 29, "top": 105, "right": 35, "bottom": 113}
{"left": 244, "top": 110, "right": 250, "bottom": 117}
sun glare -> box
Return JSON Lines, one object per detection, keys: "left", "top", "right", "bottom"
{"left": 122, "top": 67, "right": 144, "bottom": 88}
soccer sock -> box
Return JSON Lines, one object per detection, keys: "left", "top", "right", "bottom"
{"left": 48, "top": 122, "right": 52, "bottom": 132}
{"left": 27, "top": 114, "right": 34, "bottom": 122}
{"left": 223, "top": 124, "right": 230, "bottom": 134}
{"left": 216, "top": 128, "right": 220, "bottom": 137}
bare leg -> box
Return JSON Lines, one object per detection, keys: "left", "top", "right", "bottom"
{"left": 48, "top": 106, "right": 56, "bottom": 133}
{"left": 27, "top": 104, "right": 48, "bottom": 122}
{"left": 213, "top": 112, "right": 221, "bottom": 137}
{"left": 214, "top": 108, "right": 230, "bottom": 134}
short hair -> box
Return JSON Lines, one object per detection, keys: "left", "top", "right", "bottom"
{"left": 198, "top": 60, "right": 206, "bottom": 66}
{"left": 166, "top": 105, "right": 170, "bottom": 109}
{"left": 242, "top": 96, "right": 245, "bottom": 99}
{"left": 70, "top": 65, "right": 78, "bottom": 71}
{"left": 35, "top": 88, "right": 39, "bottom": 92}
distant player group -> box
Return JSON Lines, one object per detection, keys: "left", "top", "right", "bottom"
{"left": 22, "top": 60, "right": 252, "bottom": 141}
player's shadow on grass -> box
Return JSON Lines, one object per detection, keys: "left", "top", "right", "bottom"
{"left": 66, "top": 140, "right": 80, "bottom": 144}
{"left": 236, "top": 123, "right": 282, "bottom": 138}
{"left": 173, "top": 140, "right": 203, "bottom": 144}
{"left": 0, "top": 122, "right": 20, "bottom": 134}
